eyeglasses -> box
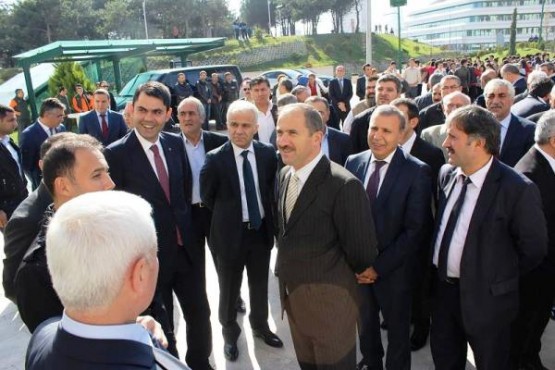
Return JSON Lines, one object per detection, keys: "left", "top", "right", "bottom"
{"left": 243, "top": 88, "right": 250, "bottom": 91}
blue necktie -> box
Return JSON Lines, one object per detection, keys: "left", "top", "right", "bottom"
{"left": 241, "top": 150, "right": 261, "bottom": 230}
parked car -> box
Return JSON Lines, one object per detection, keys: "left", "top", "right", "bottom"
{"left": 116, "top": 64, "right": 243, "bottom": 111}
{"left": 259, "top": 68, "right": 332, "bottom": 89}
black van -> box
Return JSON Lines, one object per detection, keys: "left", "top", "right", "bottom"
{"left": 115, "top": 64, "right": 243, "bottom": 110}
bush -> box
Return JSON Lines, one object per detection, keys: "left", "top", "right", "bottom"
{"left": 254, "top": 27, "right": 265, "bottom": 43}
{"left": 48, "top": 62, "right": 96, "bottom": 97}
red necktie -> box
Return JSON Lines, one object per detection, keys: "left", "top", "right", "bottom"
{"left": 100, "top": 114, "right": 109, "bottom": 140}
{"left": 150, "top": 144, "right": 183, "bottom": 246}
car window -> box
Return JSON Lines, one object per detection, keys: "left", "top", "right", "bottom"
{"left": 119, "top": 73, "right": 160, "bottom": 97}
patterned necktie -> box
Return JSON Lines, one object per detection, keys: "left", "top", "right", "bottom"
{"left": 285, "top": 173, "right": 299, "bottom": 222}
{"left": 437, "top": 175, "right": 472, "bottom": 281}
{"left": 100, "top": 114, "right": 109, "bottom": 139}
{"left": 241, "top": 150, "right": 262, "bottom": 230}
{"left": 366, "top": 160, "right": 386, "bottom": 203}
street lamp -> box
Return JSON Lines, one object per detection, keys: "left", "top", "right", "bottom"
{"left": 143, "top": 1, "right": 149, "bottom": 40}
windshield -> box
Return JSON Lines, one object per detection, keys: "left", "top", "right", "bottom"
{"left": 118, "top": 73, "right": 159, "bottom": 97}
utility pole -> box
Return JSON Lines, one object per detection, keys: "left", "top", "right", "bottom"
{"left": 366, "top": 0, "right": 372, "bottom": 64}
{"left": 389, "top": 0, "right": 407, "bottom": 69}
{"left": 539, "top": 0, "right": 546, "bottom": 42}
{"left": 143, "top": 1, "right": 149, "bottom": 40}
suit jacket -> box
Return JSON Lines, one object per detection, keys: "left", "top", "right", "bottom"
{"left": 510, "top": 94, "right": 550, "bottom": 119}
{"left": 78, "top": 110, "right": 128, "bottom": 146}
{"left": 349, "top": 106, "right": 376, "bottom": 154}
{"left": 20, "top": 122, "right": 65, "bottom": 189}
{"left": 420, "top": 124, "right": 449, "bottom": 161}
{"left": 499, "top": 114, "right": 535, "bottom": 167}
{"left": 2, "top": 182, "right": 52, "bottom": 303}
{"left": 327, "top": 127, "right": 352, "bottom": 165}
{"left": 418, "top": 102, "right": 445, "bottom": 134}
{"left": 513, "top": 77, "right": 527, "bottom": 95}
{"left": 345, "top": 148, "right": 432, "bottom": 278}
{"left": 276, "top": 156, "right": 377, "bottom": 302}
{"left": 515, "top": 147, "right": 555, "bottom": 265}
{"left": 26, "top": 319, "right": 190, "bottom": 370}
{"left": 104, "top": 131, "right": 197, "bottom": 284}
{"left": 0, "top": 138, "right": 27, "bottom": 217}
{"left": 410, "top": 136, "right": 446, "bottom": 204}
{"left": 200, "top": 141, "right": 277, "bottom": 260}
{"left": 183, "top": 130, "right": 228, "bottom": 204}
{"left": 434, "top": 160, "right": 546, "bottom": 334}
{"left": 527, "top": 109, "right": 549, "bottom": 123}
{"left": 415, "top": 92, "right": 434, "bottom": 111}
{"left": 356, "top": 76, "right": 367, "bottom": 100}
{"left": 328, "top": 77, "right": 353, "bottom": 112}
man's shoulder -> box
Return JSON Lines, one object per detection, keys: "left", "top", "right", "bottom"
{"left": 26, "top": 318, "right": 60, "bottom": 365}
{"left": 421, "top": 102, "right": 442, "bottom": 115}
{"left": 21, "top": 122, "right": 39, "bottom": 135}
{"left": 510, "top": 114, "right": 535, "bottom": 130}
{"left": 327, "top": 127, "right": 349, "bottom": 141}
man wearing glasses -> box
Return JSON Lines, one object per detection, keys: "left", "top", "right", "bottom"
{"left": 418, "top": 75, "right": 462, "bottom": 134}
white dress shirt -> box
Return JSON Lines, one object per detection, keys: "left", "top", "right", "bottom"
{"left": 287, "top": 152, "right": 324, "bottom": 197}
{"left": 256, "top": 102, "right": 275, "bottom": 144}
{"left": 61, "top": 312, "right": 153, "bottom": 347}
{"left": 363, "top": 150, "right": 397, "bottom": 194}
{"left": 135, "top": 130, "right": 168, "bottom": 179}
{"left": 499, "top": 114, "right": 512, "bottom": 150}
{"left": 535, "top": 144, "right": 555, "bottom": 174}
{"left": 401, "top": 131, "right": 417, "bottom": 154}
{"left": 433, "top": 156, "right": 494, "bottom": 278}
{"left": 183, "top": 133, "right": 206, "bottom": 204}
{"left": 321, "top": 128, "right": 330, "bottom": 159}
{"left": 1, "top": 136, "right": 22, "bottom": 175}
{"left": 38, "top": 119, "right": 55, "bottom": 136}
{"left": 231, "top": 142, "right": 265, "bottom": 221}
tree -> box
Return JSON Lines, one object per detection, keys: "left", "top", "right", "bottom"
{"left": 48, "top": 62, "right": 96, "bottom": 99}
{"left": 509, "top": 7, "right": 517, "bottom": 55}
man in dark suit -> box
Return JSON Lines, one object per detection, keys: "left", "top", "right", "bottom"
{"left": 356, "top": 63, "right": 373, "bottom": 100}
{"left": 306, "top": 96, "right": 352, "bottom": 165}
{"left": 501, "top": 63, "right": 527, "bottom": 95}
{"left": 200, "top": 100, "right": 282, "bottom": 362}
{"left": 418, "top": 75, "right": 463, "bottom": 134}
{"left": 105, "top": 82, "right": 213, "bottom": 370}
{"left": 78, "top": 89, "right": 128, "bottom": 146}
{"left": 511, "top": 76, "right": 553, "bottom": 119}
{"left": 484, "top": 78, "right": 535, "bottom": 167}
{"left": 431, "top": 105, "right": 546, "bottom": 370}
{"left": 0, "top": 105, "right": 27, "bottom": 226}
{"left": 350, "top": 74, "right": 402, "bottom": 154}
{"left": 512, "top": 111, "right": 555, "bottom": 370}
{"left": 328, "top": 65, "right": 353, "bottom": 124}
{"left": 2, "top": 133, "right": 75, "bottom": 304}
{"left": 414, "top": 73, "right": 443, "bottom": 111}
{"left": 345, "top": 105, "right": 432, "bottom": 370}
{"left": 20, "top": 98, "right": 66, "bottom": 190}
{"left": 25, "top": 191, "right": 190, "bottom": 370}
{"left": 275, "top": 103, "right": 377, "bottom": 369}
{"left": 392, "top": 98, "right": 445, "bottom": 350}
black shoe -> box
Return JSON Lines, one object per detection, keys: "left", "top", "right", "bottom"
{"left": 236, "top": 297, "right": 246, "bottom": 314}
{"left": 253, "top": 328, "right": 283, "bottom": 348}
{"left": 224, "top": 342, "right": 238, "bottom": 361}
{"left": 410, "top": 328, "right": 429, "bottom": 351}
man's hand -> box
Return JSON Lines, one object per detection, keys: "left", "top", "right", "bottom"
{"left": 338, "top": 102, "right": 346, "bottom": 112}
{"left": 0, "top": 210, "right": 8, "bottom": 229}
{"left": 356, "top": 267, "right": 378, "bottom": 284}
{"left": 136, "top": 315, "right": 168, "bottom": 348}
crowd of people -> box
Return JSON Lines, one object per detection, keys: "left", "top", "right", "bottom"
{"left": 0, "top": 52, "right": 554, "bottom": 370}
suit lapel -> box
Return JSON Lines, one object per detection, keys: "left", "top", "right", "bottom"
{"left": 500, "top": 115, "right": 518, "bottom": 157}
{"left": 355, "top": 151, "right": 372, "bottom": 183}
{"left": 374, "top": 148, "right": 404, "bottom": 209}
{"left": 160, "top": 133, "right": 181, "bottom": 202}
{"left": 254, "top": 142, "right": 266, "bottom": 200}
{"left": 431, "top": 166, "right": 458, "bottom": 245}
{"left": 222, "top": 142, "right": 242, "bottom": 202}
{"left": 128, "top": 132, "right": 168, "bottom": 202}
{"left": 327, "top": 129, "right": 338, "bottom": 163}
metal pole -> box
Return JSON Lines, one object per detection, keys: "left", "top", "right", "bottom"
{"left": 143, "top": 1, "right": 149, "bottom": 40}
{"left": 397, "top": 6, "right": 402, "bottom": 68}
{"left": 267, "top": 0, "right": 272, "bottom": 36}
{"left": 539, "top": 0, "right": 546, "bottom": 42}
{"left": 366, "top": 0, "right": 372, "bottom": 64}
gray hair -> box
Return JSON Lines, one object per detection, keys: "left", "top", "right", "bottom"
{"left": 178, "top": 96, "right": 206, "bottom": 121}
{"left": 291, "top": 85, "right": 310, "bottom": 97}
{"left": 226, "top": 99, "right": 258, "bottom": 124}
{"left": 442, "top": 91, "right": 471, "bottom": 105}
{"left": 484, "top": 78, "right": 515, "bottom": 99}
{"left": 500, "top": 63, "right": 520, "bottom": 76}
{"left": 446, "top": 105, "right": 500, "bottom": 156}
{"left": 527, "top": 70, "right": 548, "bottom": 85}
{"left": 277, "top": 93, "right": 298, "bottom": 108}
{"left": 46, "top": 191, "right": 157, "bottom": 311}
{"left": 535, "top": 110, "right": 555, "bottom": 145}
{"left": 370, "top": 105, "right": 406, "bottom": 131}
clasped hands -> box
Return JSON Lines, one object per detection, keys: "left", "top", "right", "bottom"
{"left": 356, "top": 266, "right": 378, "bottom": 284}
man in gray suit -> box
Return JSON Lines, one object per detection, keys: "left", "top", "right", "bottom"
{"left": 275, "top": 103, "right": 378, "bottom": 369}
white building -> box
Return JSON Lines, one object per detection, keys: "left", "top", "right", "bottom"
{"left": 405, "top": 0, "right": 555, "bottom": 51}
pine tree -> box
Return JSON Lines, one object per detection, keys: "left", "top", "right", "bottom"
{"left": 47, "top": 62, "right": 96, "bottom": 98}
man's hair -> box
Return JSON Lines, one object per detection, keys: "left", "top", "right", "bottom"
{"left": 75, "top": 84, "right": 83, "bottom": 88}
{"left": 46, "top": 191, "right": 157, "bottom": 311}
{"left": 178, "top": 96, "right": 206, "bottom": 121}
{"left": 500, "top": 63, "right": 520, "bottom": 76}
{"left": 279, "top": 103, "right": 325, "bottom": 135}
{"left": 362, "top": 63, "right": 372, "bottom": 70}
{"left": 93, "top": 88, "right": 111, "bottom": 99}
{"left": 15, "top": 88, "right": 23, "bottom": 95}
{"left": 370, "top": 105, "right": 406, "bottom": 131}
{"left": 446, "top": 105, "right": 500, "bottom": 156}
{"left": 0, "top": 104, "right": 15, "bottom": 120}
{"left": 39, "top": 98, "right": 66, "bottom": 117}
{"left": 58, "top": 86, "right": 66, "bottom": 93}
{"left": 249, "top": 76, "right": 271, "bottom": 88}
{"left": 429, "top": 73, "right": 443, "bottom": 87}
{"left": 440, "top": 75, "right": 462, "bottom": 87}
{"left": 177, "top": 72, "right": 185, "bottom": 78}
{"left": 535, "top": 110, "right": 555, "bottom": 145}
{"left": 39, "top": 132, "right": 79, "bottom": 160}
{"left": 484, "top": 78, "right": 516, "bottom": 99}
{"left": 305, "top": 96, "right": 330, "bottom": 112}
{"left": 133, "top": 81, "right": 171, "bottom": 110}
{"left": 276, "top": 93, "right": 297, "bottom": 108}
{"left": 42, "top": 135, "right": 103, "bottom": 196}
{"left": 377, "top": 74, "right": 402, "bottom": 93}
{"left": 529, "top": 76, "right": 554, "bottom": 99}
{"left": 226, "top": 99, "right": 258, "bottom": 124}
{"left": 391, "top": 98, "right": 419, "bottom": 121}
{"left": 291, "top": 85, "right": 310, "bottom": 97}
{"left": 279, "top": 79, "right": 294, "bottom": 92}
{"left": 442, "top": 91, "right": 471, "bottom": 106}
{"left": 527, "top": 70, "right": 547, "bottom": 85}
{"left": 540, "top": 62, "right": 555, "bottom": 74}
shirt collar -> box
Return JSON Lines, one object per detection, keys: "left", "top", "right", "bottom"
{"left": 289, "top": 151, "right": 324, "bottom": 186}
{"left": 370, "top": 147, "right": 397, "bottom": 164}
{"left": 231, "top": 141, "right": 254, "bottom": 157}
{"left": 37, "top": 119, "right": 52, "bottom": 134}
{"left": 0, "top": 135, "right": 10, "bottom": 146}
{"left": 134, "top": 129, "right": 161, "bottom": 152}
{"left": 61, "top": 312, "right": 153, "bottom": 347}
{"left": 455, "top": 155, "right": 494, "bottom": 190}
{"left": 182, "top": 131, "right": 204, "bottom": 146}
{"left": 499, "top": 114, "right": 512, "bottom": 129}
{"left": 401, "top": 131, "right": 417, "bottom": 154}
{"left": 96, "top": 110, "right": 108, "bottom": 118}
{"left": 258, "top": 101, "right": 274, "bottom": 116}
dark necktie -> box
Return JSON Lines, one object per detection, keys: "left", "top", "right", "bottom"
{"left": 50, "top": 128, "right": 56, "bottom": 136}
{"left": 241, "top": 150, "right": 262, "bottom": 230}
{"left": 151, "top": 144, "right": 183, "bottom": 245}
{"left": 100, "top": 114, "right": 109, "bottom": 139}
{"left": 437, "top": 175, "right": 472, "bottom": 281}
{"left": 339, "top": 79, "right": 343, "bottom": 93}
{"left": 366, "top": 160, "right": 386, "bottom": 203}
